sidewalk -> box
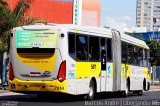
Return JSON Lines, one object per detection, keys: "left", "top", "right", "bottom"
{"left": 0, "top": 89, "right": 24, "bottom": 97}
{"left": 0, "top": 91, "right": 23, "bottom": 97}
{"left": 150, "top": 85, "right": 160, "bottom": 91}
{"left": 0, "top": 85, "right": 24, "bottom": 97}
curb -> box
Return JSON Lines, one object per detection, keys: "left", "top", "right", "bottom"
{"left": 147, "top": 86, "right": 160, "bottom": 92}
{"left": 148, "top": 89, "right": 160, "bottom": 92}
{"left": 0, "top": 91, "right": 24, "bottom": 97}
{"left": 0, "top": 89, "right": 10, "bottom": 93}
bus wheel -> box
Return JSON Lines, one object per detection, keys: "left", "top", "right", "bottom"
{"left": 87, "top": 80, "right": 96, "bottom": 101}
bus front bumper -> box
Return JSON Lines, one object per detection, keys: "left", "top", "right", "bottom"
{"left": 8, "top": 78, "right": 66, "bottom": 93}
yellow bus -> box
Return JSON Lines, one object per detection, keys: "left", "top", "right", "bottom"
{"left": 9, "top": 23, "right": 150, "bottom": 100}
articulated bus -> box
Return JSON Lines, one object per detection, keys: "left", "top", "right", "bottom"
{"left": 9, "top": 24, "right": 150, "bottom": 100}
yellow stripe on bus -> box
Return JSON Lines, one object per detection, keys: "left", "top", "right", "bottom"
{"left": 143, "top": 67, "right": 150, "bottom": 80}
{"left": 121, "top": 64, "right": 126, "bottom": 78}
{"left": 76, "top": 62, "right": 101, "bottom": 79}
{"left": 126, "top": 64, "right": 131, "bottom": 77}
{"left": 16, "top": 53, "right": 56, "bottom": 71}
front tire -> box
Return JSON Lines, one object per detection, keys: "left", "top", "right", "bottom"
{"left": 87, "top": 80, "right": 96, "bottom": 101}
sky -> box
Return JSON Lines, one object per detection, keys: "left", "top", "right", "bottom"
{"left": 101, "top": 0, "right": 137, "bottom": 28}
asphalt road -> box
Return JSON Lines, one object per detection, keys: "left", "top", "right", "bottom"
{"left": 0, "top": 91, "right": 160, "bottom": 106}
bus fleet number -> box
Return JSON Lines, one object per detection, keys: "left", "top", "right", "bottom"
{"left": 91, "top": 64, "right": 96, "bottom": 69}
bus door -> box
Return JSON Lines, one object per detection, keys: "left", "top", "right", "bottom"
{"left": 100, "top": 38, "right": 107, "bottom": 92}
{"left": 112, "top": 30, "right": 121, "bottom": 91}
{"left": 121, "top": 42, "right": 128, "bottom": 90}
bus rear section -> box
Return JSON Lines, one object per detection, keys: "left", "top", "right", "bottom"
{"left": 9, "top": 26, "right": 67, "bottom": 93}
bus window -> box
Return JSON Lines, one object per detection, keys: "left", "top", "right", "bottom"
{"left": 68, "top": 33, "right": 76, "bottom": 59}
{"left": 121, "top": 42, "right": 127, "bottom": 63}
{"left": 133, "top": 46, "right": 139, "bottom": 65}
{"left": 107, "top": 39, "right": 112, "bottom": 62}
{"left": 17, "top": 48, "right": 55, "bottom": 53}
{"left": 101, "top": 37, "right": 105, "bottom": 47}
{"left": 128, "top": 44, "right": 133, "bottom": 64}
{"left": 89, "top": 36, "right": 100, "bottom": 61}
{"left": 138, "top": 48, "right": 143, "bottom": 66}
{"left": 68, "top": 33, "right": 76, "bottom": 54}
{"left": 143, "top": 49, "right": 148, "bottom": 67}
{"left": 76, "top": 35, "right": 88, "bottom": 61}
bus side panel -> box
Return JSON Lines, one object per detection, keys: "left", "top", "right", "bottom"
{"left": 75, "top": 62, "right": 101, "bottom": 94}
{"left": 76, "top": 78, "right": 91, "bottom": 94}
{"left": 143, "top": 67, "right": 150, "bottom": 90}
{"left": 120, "top": 64, "right": 127, "bottom": 91}
{"left": 143, "top": 67, "right": 149, "bottom": 80}
{"left": 129, "top": 65, "right": 143, "bottom": 91}
{"left": 66, "top": 53, "right": 77, "bottom": 94}
{"left": 126, "top": 64, "right": 131, "bottom": 78}
{"left": 67, "top": 78, "right": 100, "bottom": 95}
{"left": 66, "top": 59, "right": 94, "bottom": 95}
{"left": 75, "top": 62, "right": 100, "bottom": 79}
{"left": 105, "top": 63, "right": 114, "bottom": 91}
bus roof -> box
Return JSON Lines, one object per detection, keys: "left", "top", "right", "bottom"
{"left": 49, "top": 24, "right": 149, "bottom": 49}
{"left": 12, "top": 23, "right": 149, "bottom": 49}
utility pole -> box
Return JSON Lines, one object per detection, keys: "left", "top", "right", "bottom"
{"left": 152, "top": 17, "right": 157, "bottom": 86}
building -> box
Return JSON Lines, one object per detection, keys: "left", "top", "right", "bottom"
{"left": 82, "top": 0, "right": 100, "bottom": 26}
{"left": 7, "top": 0, "right": 100, "bottom": 27}
{"left": 136, "top": 0, "right": 160, "bottom": 31}
{"left": 128, "top": 31, "right": 160, "bottom": 40}
{"left": 124, "top": 27, "right": 147, "bottom": 33}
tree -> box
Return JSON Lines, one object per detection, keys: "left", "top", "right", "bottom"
{"left": 125, "top": 32, "right": 144, "bottom": 41}
{"left": 147, "top": 40, "right": 160, "bottom": 66}
{"left": 0, "top": 0, "right": 7, "bottom": 5}
{"left": 0, "top": 1, "right": 18, "bottom": 53}
{"left": 12, "top": 0, "right": 46, "bottom": 25}
{"left": 0, "top": 0, "right": 46, "bottom": 53}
